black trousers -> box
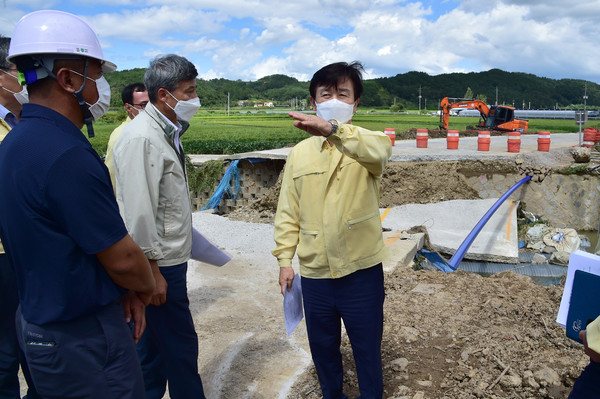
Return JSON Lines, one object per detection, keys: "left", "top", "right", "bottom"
{"left": 301, "top": 264, "right": 385, "bottom": 399}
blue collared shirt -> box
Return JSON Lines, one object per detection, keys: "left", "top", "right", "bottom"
{"left": 0, "top": 104, "right": 18, "bottom": 128}
{"left": 0, "top": 103, "right": 127, "bottom": 324}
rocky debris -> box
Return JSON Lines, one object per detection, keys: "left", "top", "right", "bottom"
{"left": 569, "top": 147, "right": 591, "bottom": 163}
{"left": 522, "top": 222, "right": 596, "bottom": 265}
{"left": 550, "top": 251, "right": 571, "bottom": 266}
{"left": 526, "top": 224, "right": 551, "bottom": 251}
{"left": 514, "top": 157, "right": 551, "bottom": 183}
{"left": 286, "top": 269, "right": 587, "bottom": 399}
{"left": 532, "top": 253, "right": 548, "bottom": 264}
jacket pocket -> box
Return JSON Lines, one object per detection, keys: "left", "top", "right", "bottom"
{"left": 163, "top": 200, "right": 178, "bottom": 236}
{"left": 296, "top": 228, "right": 326, "bottom": 268}
{"left": 345, "top": 212, "right": 383, "bottom": 262}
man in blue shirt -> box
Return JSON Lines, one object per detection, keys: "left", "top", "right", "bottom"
{"left": 0, "top": 10, "right": 155, "bottom": 399}
{"left": 0, "top": 34, "right": 39, "bottom": 399}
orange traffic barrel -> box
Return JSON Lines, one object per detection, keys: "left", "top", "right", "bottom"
{"left": 447, "top": 130, "right": 459, "bottom": 150}
{"left": 582, "top": 128, "right": 598, "bottom": 148}
{"left": 384, "top": 128, "right": 395, "bottom": 146}
{"left": 477, "top": 131, "right": 490, "bottom": 151}
{"left": 416, "top": 129, "right": 428, "bottom": 148}
{"left": 507, "top": 131, "right": 521, "bottom": 153}
{"left": 537, "top": 131, "right": 551, "bottom": 152}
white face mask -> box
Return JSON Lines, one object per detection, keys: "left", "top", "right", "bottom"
{"left": 70, "top": 70, "right": 111, "bottom": 121}
{"left": 316, "top": 98, "right": 355, "bottom": 124}
{"left": 166, "top": 90, "right": 201, "bottom": 122}
{"left": 1, "top": 69, "right": 29, "bottom": 104}
{"left": 2, "top": 86, "right": 29, "bottom": 105}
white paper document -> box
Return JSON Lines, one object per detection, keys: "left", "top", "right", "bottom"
{"left": 191, "top": 228, "right": 232, "bottom": 266}
{"left": 283, "top": 274, "right": 304, "bottom": 336}
{"left": 556, "top": 250, "right": 600, "bottom": 327}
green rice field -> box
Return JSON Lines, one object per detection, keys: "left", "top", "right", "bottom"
{"left": 89, "top": 109, "right": 598, "bottom": 156}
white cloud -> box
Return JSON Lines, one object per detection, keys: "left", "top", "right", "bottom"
{"left": 256, "top": 19, "right": 306, "bottom": 46}
{"left": 2, "top": 1, "right": 600, "bottom": 83}
{"left": 87, "top": 6, "right": 229, "bottom": 44}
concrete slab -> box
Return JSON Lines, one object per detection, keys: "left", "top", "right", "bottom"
{"left": 382, "top": 231, "right": 425, "bottom": 273}
{"left": 380, "top": 198, "right": 520, "bottom": 263}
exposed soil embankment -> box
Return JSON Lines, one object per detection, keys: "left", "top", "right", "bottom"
{"left": 229, "top": 160, "right": 519, "bottom": 222}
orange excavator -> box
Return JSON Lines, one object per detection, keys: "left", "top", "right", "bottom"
{"left": 439, "top": 97, "right": 528, "bottom": 132}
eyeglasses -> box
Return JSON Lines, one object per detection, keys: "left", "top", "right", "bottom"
{"left": 132, "top": 102, "right": 148, "bottom": 109}
{"left": 0, "top": 67, "right": 18, "bottom": 74}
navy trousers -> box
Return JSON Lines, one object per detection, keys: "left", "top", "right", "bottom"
{"left": 136, "top": 263, "right": 205, "bottom": 399}
{"left": 301, "top": 264, "right": 385, "bottom": 399}
{"left": 569, "top": 360, "right": 600, "bottom": 398}
{"left": 0, "top": 253, "right": 38, "bottom": 399}
{"left": 16, "top": 301, "right": 145, "bottom": 399}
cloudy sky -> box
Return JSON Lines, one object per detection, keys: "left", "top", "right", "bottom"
{"left": 2, "top": 0, "right": 600, "bottom": 83}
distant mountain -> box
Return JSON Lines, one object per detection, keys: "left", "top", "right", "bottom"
{"left": 106, "top": 68, "right": 599, "bottom": 109}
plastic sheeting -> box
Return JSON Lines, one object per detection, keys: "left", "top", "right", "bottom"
{"left": 416, "top": 249, "right": 454, "bottom": 273}
{"left": 200, "top": 158, "right": 268, "bottom": 211}
{"left": 201, "top": 159, "right": 241, "bottom": 211}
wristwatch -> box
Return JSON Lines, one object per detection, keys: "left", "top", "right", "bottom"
{"left": 327, "top": 119, "right": 339, "bottom": 137}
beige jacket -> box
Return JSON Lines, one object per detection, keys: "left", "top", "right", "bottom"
{"left": 112, "top": 102, "right": 192, "bottom": 267}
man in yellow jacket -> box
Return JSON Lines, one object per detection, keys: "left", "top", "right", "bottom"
{"left": 273, "top": 61, "right": 392, "bottom": 399}
{"left": 105, "top": 82, "right": 149, "bottom": 190}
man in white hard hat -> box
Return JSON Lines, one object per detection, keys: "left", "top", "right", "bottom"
{"left": 112, "top": 54, "right": 205, "bottom": 399}
{"left": 0, "top": 10, "right": 155, "bottom": 399}
{"left": 0, "top": 34, "right": 39, "bottom": 399}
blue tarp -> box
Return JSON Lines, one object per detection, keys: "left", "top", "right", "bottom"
{"left": 201, "top": 159, "right": 241, "bottom": 211}
{"left": 200, "top": 158, "right": 269, "bottom": 211}
{"left": 416, "top": 249, "right": 455, "bottom": 273}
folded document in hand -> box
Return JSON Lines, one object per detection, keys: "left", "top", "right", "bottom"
{"left": 283, "top": 274, "right": 304, "bottom": 336}
{"left": 191, "top": 228, "right": 232, "bottom": 266}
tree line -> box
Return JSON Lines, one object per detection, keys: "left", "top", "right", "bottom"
{"left": 105, "top": 68, "right": 600, "bottom": 110}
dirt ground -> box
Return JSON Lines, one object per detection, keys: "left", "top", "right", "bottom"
{"left": 226, "top": 154, "right": 597, "bottom": 399}
{"left": 286, "top": 269, "right": 585, "bottom": 399}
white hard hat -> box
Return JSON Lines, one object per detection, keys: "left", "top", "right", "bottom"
{"left": 7, "top": 10, "right": 116, "bottom": 73}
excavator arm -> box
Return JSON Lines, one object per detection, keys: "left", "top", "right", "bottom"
{"left": 439, "top": 97, "right": 490, "bottom": 130}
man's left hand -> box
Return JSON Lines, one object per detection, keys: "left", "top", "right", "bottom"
{"left": 149, "top": 260, "right": 168, "bottom": 306}
{"left": 289, "top": 112, "right": 332, "bottom": 137}
{"left": 580, "top": 329, "right": 600, "bottom": 363}
{"left": 123, "top": 291, "right": 147, "bottom": 344}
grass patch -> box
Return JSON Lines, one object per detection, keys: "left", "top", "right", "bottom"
{"left": 557, "top": 163, "right": 590, "bottom": 175}
{"left": 185, "top": 158, "right": 224, "bottom": 194}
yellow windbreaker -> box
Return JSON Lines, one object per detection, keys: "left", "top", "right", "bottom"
{"left": 272, "top": 122, "right": 392, "bottom": 279}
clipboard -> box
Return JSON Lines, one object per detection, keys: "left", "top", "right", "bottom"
{"left": 566, "top": 270, "right": 600, "bottom": 343}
